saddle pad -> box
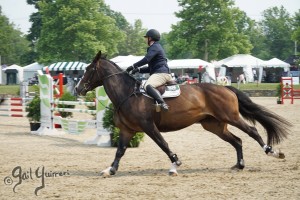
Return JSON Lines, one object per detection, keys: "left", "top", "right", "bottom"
{"left": 140, "top": 85, "right": 181, "bottom": 98}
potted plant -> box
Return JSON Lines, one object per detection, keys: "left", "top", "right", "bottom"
{"left": 103, "top": 103, "right": 145, "bottom": 147}
{"left": 276, "top": 83, "right": 282, "bottom": 104}
{"left": 26, "top": 95, "right": 41, "bottom": 131}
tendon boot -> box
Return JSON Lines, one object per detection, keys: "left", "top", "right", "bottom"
{"left": 146, "top": 85, "right": 169, "bottom": 112}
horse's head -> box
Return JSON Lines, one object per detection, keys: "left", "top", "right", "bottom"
{"left": 76, "top": 51, "right": 104, "bottom": 96}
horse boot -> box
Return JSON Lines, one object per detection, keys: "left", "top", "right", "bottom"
{"left": 146, "top": 85, "right": 169, "bottom": 112}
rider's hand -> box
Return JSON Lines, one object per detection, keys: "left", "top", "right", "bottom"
{"left": 126, "top": 66, "right": 134, "bottom": 73}
{"left": 131, "top": 68, "right": 139, "bottom": 74}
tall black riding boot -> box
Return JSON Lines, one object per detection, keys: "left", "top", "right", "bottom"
{"left": 146, "top": 85, "right": 169, "bottom": 112}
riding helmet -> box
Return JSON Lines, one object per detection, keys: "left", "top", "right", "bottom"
{"left": 144, "top": 29, "right": 160, "bottom": 41}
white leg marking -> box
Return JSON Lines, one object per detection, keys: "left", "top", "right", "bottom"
{"left": 101, "top": 166, "right": 112, "bottom": 177}
{"left": 169, "top": 162, "right": 178, "bottom": 176}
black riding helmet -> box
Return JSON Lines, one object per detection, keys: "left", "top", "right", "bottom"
{"left": 144, "top": 29, "right": 160, "bottom": 41}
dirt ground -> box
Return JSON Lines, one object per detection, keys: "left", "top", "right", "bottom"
{"left": 0, "top": 97, "right": 299, "bottom": 200}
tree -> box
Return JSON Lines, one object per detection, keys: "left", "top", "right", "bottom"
{"left": 291, "top": 10, "right": 300, "bottom": 51}
{"left": 102, "top": 6, "right": 147, "bottom": 56}
{"left": 36, "top": 0, "right": 124, "bottom": 64}
{"left": 166, "top": 0, "right": 252, "bottom": 61}
{"left": 121, "top": 20, "right": 148, "bottom": 56}
{"left": 248, "top": 24, "right": 270, "bottom": 59}
{"left": 0, "top": 7, "right": 30, "bottom": 65}
{"left": 260, "top": 6, "right": 294, "bottom": 60}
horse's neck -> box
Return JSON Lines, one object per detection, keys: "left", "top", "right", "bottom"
{"left": 101, "top": 61, "right": 136, "bottom": 107}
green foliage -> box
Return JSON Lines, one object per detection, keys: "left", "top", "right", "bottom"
{"left": 31, "top": 85, "right": 40, "bottom": 94}
{"left": 26, "top": 95, "right": 41, "bottom": 122}
{"left": 57, "top": 91, "right": 76, "bottom": 118}
{"left": 291, "top": 10, "right": 300, "bottom": 43}
{"left": 84, "top": 90, "right": 96, "bottom": 114}
{"left": 260, "top": 6, "right": 294, "bottom": 60}
{"left": 36, "top": 0, "right": 124, "bottom": 64}
{"left": 102, "top": 103, "right": 145, "bottom": 147}
{"left": 102, "top": 103, "right": 115, "bottom": 133}
{"left": 111, "top": 127, "right": 144, "bottom": 147}
{"left": 166, "top": 0, "right": 252, "bottom": 60}
{"left": 102, "top": 4, "right": 148, "bottom": 56}
{"left": 118, "top": 19, "right": 148, "bottom": 56}
{"left": 276, "top": 83, "right": 282, "bottom": 98}
{"left": 0, "top": 8, "right": 30, "bottom": 65}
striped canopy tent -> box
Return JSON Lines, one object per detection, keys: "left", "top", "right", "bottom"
{"left": 43, "top": 62, "right": 87, "bottom": 71}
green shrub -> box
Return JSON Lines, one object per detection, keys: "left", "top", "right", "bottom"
{"left": 84, "top": 90, "right": 96, "bottom": 114}
{"left": 102, "top": 103, "right": 144, "bottom": 147}
{"left": 276, "top": 83, "right": 282, "bottom": 99}
{"left": 26, "top": 95, "right": 41, "bottom": 122}
{"left": 57, "top": 91, "right": 76, "bottom": 118}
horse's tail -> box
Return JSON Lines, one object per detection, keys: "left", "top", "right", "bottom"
{"left": 225, "top": 86, "right": 291, "bottom": 145}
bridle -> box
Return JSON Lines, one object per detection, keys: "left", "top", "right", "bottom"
{"left": 83, "top": 60, "right": 140, "bottom": 112}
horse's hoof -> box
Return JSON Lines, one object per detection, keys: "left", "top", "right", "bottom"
{"left": 101, "top": 171, "right": 111, "bottom": 178}
{"left": 231, "top": 160, "right": 245, "bottom": 170}
{"left": 231, "top": 165, "right": 243, "bottom": 171}
{"left": 268, "top": 149, "right": 285, "bottom": 159}
{"left": 100, "top": 167, "right": 114, "bottom": 178}
{"left": 169, "top": 171, "right": 178, "bottom": 176}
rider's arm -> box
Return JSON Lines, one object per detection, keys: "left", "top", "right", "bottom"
{"left": 133, "top": 57, "right": 148, "bottom": 68}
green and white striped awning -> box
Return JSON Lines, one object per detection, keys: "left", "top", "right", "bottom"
{"left": 44, "top": 62, "right": 87, "bottom": 71}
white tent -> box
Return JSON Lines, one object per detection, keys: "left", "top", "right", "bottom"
{"left": 2, "top": 64, "right": 24, "bottom": 84}
{"left": 168, "top": 59, "right": 216, "bottom": 81}
{"left": 264, "top": 58, "right": 290, "bottom": 72}
{"left": 23, "top": 62, "right": 44, "bottom": 81}
{"left": 215, "top": 54, "right": 266, "bottom": 67}
{"left": 168, "top": 59, "right": 211, "bottom": 69}
{"left": 110, "top": 55, "right": 145, "bottom": 69}
{"left": 215, "top": 54, "right": 266, "bottom": 83}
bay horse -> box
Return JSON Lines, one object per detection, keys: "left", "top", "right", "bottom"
{"left": 76, "top": 51, "right": 290, "bottom": 177}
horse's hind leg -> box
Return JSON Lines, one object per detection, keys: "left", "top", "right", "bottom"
{"left": 200, "top": 117, "right": 245, "bottom": 169}
{"left": 230, "top": 118, "right": 285, "bottom": 159}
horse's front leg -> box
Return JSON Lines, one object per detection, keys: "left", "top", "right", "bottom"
{"left": 101, "top": 130, "right": 134, "bottom": 178}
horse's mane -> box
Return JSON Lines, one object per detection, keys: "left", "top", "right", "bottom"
{"left": 100, "top": 55, "right": 141, "bottom": 85}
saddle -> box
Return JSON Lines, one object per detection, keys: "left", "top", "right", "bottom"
{"left": 140, "top": 80, "right": 181, "bottom": 98}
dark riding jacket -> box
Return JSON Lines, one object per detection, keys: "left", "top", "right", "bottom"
{"left": 133, "top": 42, "right": 170, "bottom": 75}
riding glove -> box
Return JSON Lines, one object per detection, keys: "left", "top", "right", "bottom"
{"left": 126, "top": 66, "right": 134, "bottom": 73}
{"left": 131, "top": 68, "right": 139, "bottom": 74}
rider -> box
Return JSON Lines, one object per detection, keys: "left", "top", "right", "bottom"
{"left": 126, "top": 29, "right": 172, "bottom": 111}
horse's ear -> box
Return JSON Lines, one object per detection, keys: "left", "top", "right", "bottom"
{"left": 93, "top": 51, "right": 102, "bottom": 63}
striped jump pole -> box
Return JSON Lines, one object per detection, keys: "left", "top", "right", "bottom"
{"left": 0, "top": 113, "right": 27, "bottom": 117}
{"left": 0, "top": 108, "right": 27, "bottom": 112}
{"left": 1, "top": 102, "right": 28, "bottom": 106}
{"left": 3, "top": 97, "right": 33, "bottom": 101}
{"left": 52, "top": 107, "right": 97, "bottom": 114}
{"left": 0, "top": 97, "right": 30, "bottom": 118}
{"left": 52, "top": 100, "right": 96, "bottom": 106}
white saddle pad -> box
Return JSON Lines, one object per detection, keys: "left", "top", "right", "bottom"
{"left": 140, "top": 84, "right": 181, "bottom": 98}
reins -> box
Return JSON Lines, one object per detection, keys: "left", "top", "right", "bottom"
{"left": 94, "top": 59, "right": 141, "bottom": 112}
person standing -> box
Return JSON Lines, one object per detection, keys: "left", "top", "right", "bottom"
{"left": 126, "top": 29, "right": 171, "bottom": 111}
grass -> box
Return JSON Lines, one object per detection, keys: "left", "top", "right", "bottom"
{"left": 1, "top": 83, "right": 299, "bottom": 96}
{"left": 0, "top": 85, "right": 39, "bottom": 96}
